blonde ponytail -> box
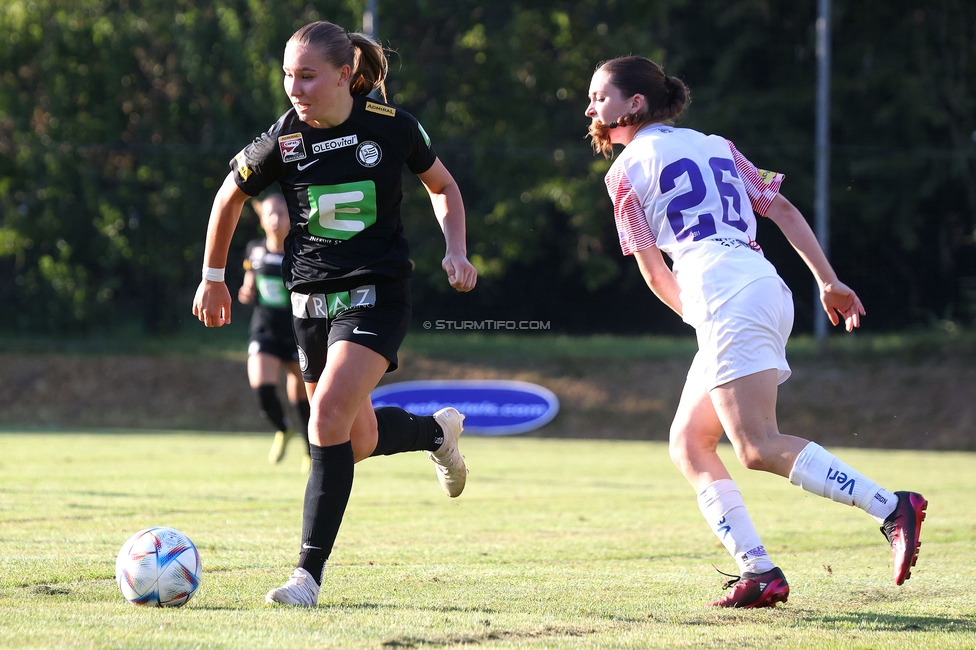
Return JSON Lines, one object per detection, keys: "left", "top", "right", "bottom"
{"left": 347, "top": 32, "right": 388, "bottom": 101}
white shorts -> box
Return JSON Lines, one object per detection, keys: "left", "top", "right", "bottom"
{"left": 686, "top": 276, "right": 794, "bottom": 390}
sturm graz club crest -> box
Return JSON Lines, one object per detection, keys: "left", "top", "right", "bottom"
{"left": 356, "top": 141, "right": 382, "bottom": 167}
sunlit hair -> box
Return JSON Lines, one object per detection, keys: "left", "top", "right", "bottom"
{"left": 288, "top": 21, "right": 389, "bottom": 101}
{"left": 588, "top": 56, "right": 690, "bottom": 158}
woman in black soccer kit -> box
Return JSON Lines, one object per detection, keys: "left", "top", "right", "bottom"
{"left": 192, "top": 21, "right": 477, "bottom": 607}
{"left": 238, "top": 194, "right": 311, "bottom": 472}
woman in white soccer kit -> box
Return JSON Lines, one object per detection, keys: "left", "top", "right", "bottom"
{"left": 587, "top": 55, "right": 927, "bottom": 608}
{"left": 193, "top": 21, "right": 477, "bottom": 607}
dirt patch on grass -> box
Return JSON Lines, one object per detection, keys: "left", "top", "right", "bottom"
{"left": 0, "top": 351, "right": 973, "bottom": 451}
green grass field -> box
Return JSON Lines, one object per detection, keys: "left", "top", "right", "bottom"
{"left": 1, "top": 433, "right": 974, "bottom": 649}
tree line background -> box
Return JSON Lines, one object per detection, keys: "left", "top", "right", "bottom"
{"left": 1, "top": 0, "right": 974, "bottom": 336}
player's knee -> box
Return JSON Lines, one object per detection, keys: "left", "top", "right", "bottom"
{"left": 734, "top": 445, "right": 769, "bottom": 472}
{"left": 307, "top": 396, "right": 355, "bottom": 446}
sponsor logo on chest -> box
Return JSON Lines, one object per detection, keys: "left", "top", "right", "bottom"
{"left": 312, "top": 134, "right": 358, "bottom": 154}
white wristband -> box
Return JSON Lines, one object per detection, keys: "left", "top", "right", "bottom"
{"left": 203, "top": 266, "right": 225, "bottom": 282}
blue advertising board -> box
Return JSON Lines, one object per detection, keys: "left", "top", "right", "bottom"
{"left": 370, "top": 379, "right": 559, "bottom": 436}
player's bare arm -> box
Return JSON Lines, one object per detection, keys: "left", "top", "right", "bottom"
{"left": 418, "top": 158, "right": 477, "bottom": 293}
{"left": 192, "top": 172, "right": 249, "bottom": 327}
{"left": 764, "top": 193, "right": 864, "bottom": 331}
{"left": 633, "top": 245, "right": 682, "bottom": 317}
{"left": 238, "top": 269, "right": 256, "bottom": 304}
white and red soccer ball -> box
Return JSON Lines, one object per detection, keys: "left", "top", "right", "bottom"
{"left": 115, "top": 527, "right": 202, "bottom": 607}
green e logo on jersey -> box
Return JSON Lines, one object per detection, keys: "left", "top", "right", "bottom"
{"left": 256, "top": 275, "right": 289, "bottom": 308}
{"left": 307, "top": 181, "right": 377, "bottom": 240}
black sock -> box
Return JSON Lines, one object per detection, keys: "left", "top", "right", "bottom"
{"left": 291, "top": 400, "right": 312, "bottom": 454}
{"left": 370, "top": 407, "right": 444, "bottom": 457}
{"left": 255, "top": 384, "right": 288, "bottom": 432}
{"left": 298, "top": 441, "right": 354, "bottom": 584}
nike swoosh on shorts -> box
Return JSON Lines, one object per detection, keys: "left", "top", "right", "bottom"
{"left": 352, "top": 327, "right": 377, "bottom": 336}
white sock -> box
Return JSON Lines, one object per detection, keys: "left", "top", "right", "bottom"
{"left": 789, "top": 442, "right": 897, "bottom": 522}
{"left": 697, "top": 479, "right": 775, "bottom": 575}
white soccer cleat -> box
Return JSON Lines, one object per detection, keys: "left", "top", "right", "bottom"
{"left": 428, "top": 407, "right": 467, "bottom": 498}
{"left": 264, "top": 567, "right": 319, "bottom": 607}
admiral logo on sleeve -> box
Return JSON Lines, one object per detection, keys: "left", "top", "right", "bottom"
{"left": 365, "top": 101, "right": 396, "bottom": 117}
{"left": 278, "top": 133, "right": 307, "bottom": 163}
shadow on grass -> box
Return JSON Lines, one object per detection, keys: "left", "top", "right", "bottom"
{"left": 693, "top": 608, "right": 976, "bottom": 633}
{"left": 814, "top": 612, "right": 976, "bottom": 632}
{"left": 380, "top": 622, "right": 597, "bottom": 648}
{"left": 330, "top": 600, "right": 501, "bottom": 615}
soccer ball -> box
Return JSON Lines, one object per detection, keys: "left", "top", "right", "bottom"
{"left": 115, "top": 527, "right": 202, "bottom": 607}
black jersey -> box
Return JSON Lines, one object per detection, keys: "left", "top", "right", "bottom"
{"left": 230, "top": 96, "right": 437, "bottom": 294}
{"left": 244, "top": 238, "right": 293, "bottom": 343}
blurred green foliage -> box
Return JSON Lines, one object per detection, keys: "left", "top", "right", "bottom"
{"left": 0, "top": 0, "right": 973, "bottom": 334}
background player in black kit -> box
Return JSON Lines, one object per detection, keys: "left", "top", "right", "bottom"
{"left": 192, "top": 20, "right": 478, "bottom": 607}
{"left": 238, "top": 193, "right": 311, "bottom": 472}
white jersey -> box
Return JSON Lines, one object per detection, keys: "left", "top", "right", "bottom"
{"left": 605, "top": 124, "right": 786, "bottom": 326}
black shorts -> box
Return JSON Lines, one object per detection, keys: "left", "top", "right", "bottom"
{"left": 247, "top": 337, "right": 299, "bottom": 363}
{"left": 291, "top": 279, "right": 411, "bottom": 383}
